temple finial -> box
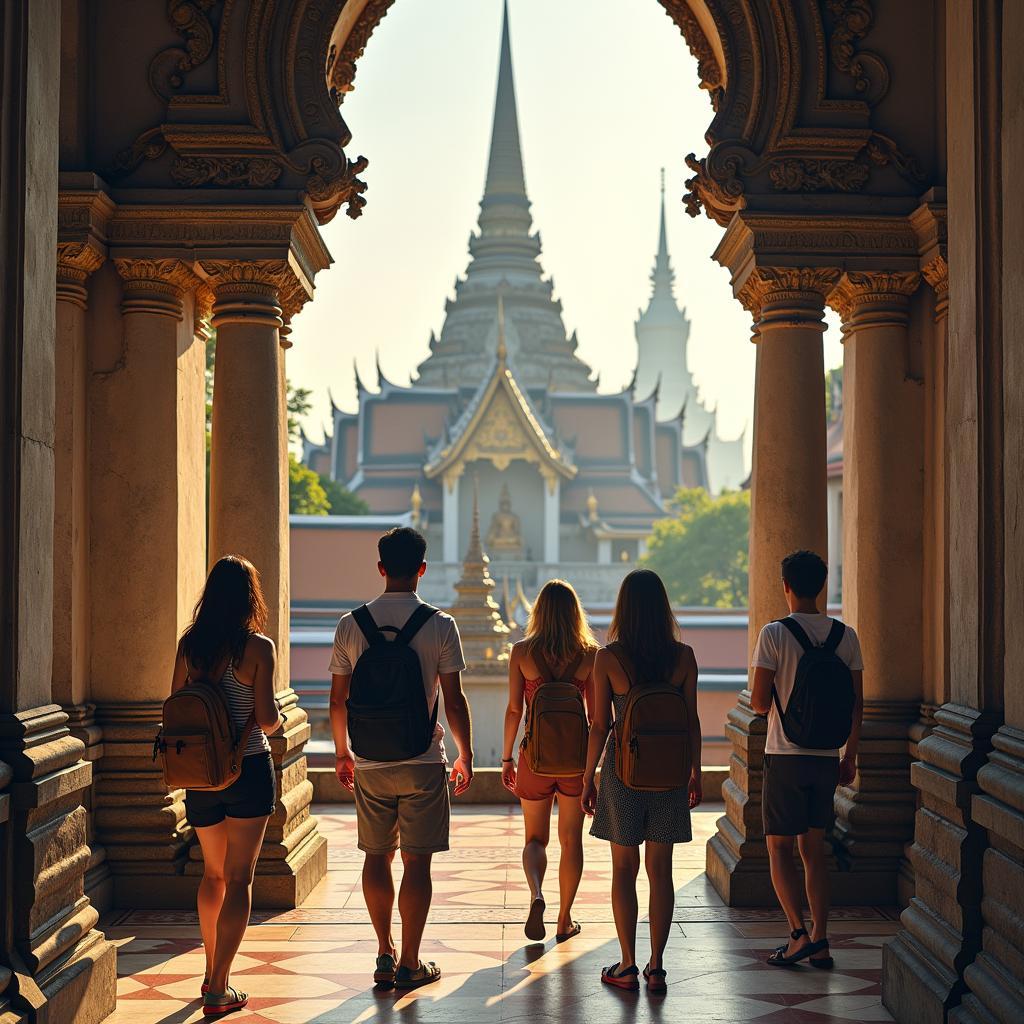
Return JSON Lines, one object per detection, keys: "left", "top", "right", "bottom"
{"left": 483, "top": 0, "right": 527, "bottom": 202}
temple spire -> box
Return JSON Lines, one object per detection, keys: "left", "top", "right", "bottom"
{"left": 651, "top": 167, "right": 675, "bottom": 300}
{"left": 483, "top": 1, "right": 527, "bottom": 202}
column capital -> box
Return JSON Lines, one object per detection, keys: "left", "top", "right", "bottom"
{"left": 909, "top": 190, "right": 948, "bottom": 322}
{"left": 737, "top": 266, "right": 841, "bottom": 336}
{"left": 921, "top": 255, "right": 949, "bottom": 322}
{"left": 114, "top": 257, "right": 197, "bottom": 319}
{"left": 828, "top": 270, "right": 921, "bottom": 331}
{"left": 194, "top": 284, "right": 215, "bottom": 343}
{"left": 56, "top": 241, "right": 104, "bottom": 309}
{"left": 199, "top": 259, "right": 301, "bottom": 330}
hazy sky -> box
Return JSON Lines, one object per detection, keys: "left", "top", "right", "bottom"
{"left": 288, "top": 0, "right": 843, "bottom": 460}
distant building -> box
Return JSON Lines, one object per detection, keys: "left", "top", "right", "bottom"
{"left": 302, "top": 4, "right": 747, "bottom": 606}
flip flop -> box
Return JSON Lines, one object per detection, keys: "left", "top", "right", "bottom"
{"left": 767, "top": 929, "right": 827, "bottom": 967}
{"left": 809, "top": 941, "right": 834, "bottom": 970}
{"left": 202, "top": 986, "right": 248, "bottom": 1017}
{"left": 643, "top": 964, "right": 668, "bottom": 994}
{"left": 601, "top": 963, "right": 640, "bottom": 991}
{"left": 555, "top": 921, "right": 581, "bottom": 943}
{"left": 394, "top": 960, "right": 441, "bottom": 990}
{"left": 525, "top": 897, "right": 546, "bottom": 941}
{"left": 374, "top": 953, "right": 397, "bottom": 987}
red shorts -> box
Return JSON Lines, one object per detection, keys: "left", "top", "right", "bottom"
{"left": 515, "top": 752, "right": 584, "bottom": 801}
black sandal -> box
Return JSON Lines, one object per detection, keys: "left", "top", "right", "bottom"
{"left": 809, "top": 940, "right": 834, "bottom": 970}
{"left": 601, "top": 962, "right": 640, "bottom": 991}
{"left": 767, "top": 928, "right": 827, "bottom": 967}
{"left": 643, "top": 964, "right": 667, "bottom": 994}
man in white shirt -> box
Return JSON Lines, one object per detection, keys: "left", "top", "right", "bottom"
{"left": 750, "top": 550, "right": 864, "bottom": 969}
{"left": 329, "top": 527, "right": 473, "bottom": 991}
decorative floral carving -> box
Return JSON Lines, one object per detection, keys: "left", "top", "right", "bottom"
{"left": 921, "top": 256, "right": 949, "bottom": 318}
{"left": 148, "top": 0, "right": 220, "bottom": 100}
{"left": 170, "top": 156, "right": 283, "bottom": 188}
{"left": 769, "top": 158, "right": 870, "bottom": 193}
{"left": 114, "top": 258, "right": 200, "bottom": 319}
{"left": 659, "top": 0, "right": 725, "bottom": 110}
{"left": 827, "top": 270, "right": 921, "bottom": 323}
{"left": 111, "top": 128, "right": 169, "bottom": 175}
{"left": 328, "top": 0, "right": 395, "bottom": 103}
{"left": 738, "top": 267, "right": 842, "bottom": 318}
{"left": 56, "top": 242, "right": 105, "bottom": 308}
{"left": 864, "top": 133, "right": 926, "bottom": 185}
{"left": 825, "top": 0, "right": 890, "bottom": 102}
{"left": 306, "top": 152, "right": 370, "bottom": 221}
{"left": 684, "top": 152, "right": 744, "bottom": 225}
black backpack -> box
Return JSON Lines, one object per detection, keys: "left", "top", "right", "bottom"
{"left": 771, "top": 617, "right": 855, "bottom": 749}
{"left": 346, "top": 603, "right": 439, "bottom": 762}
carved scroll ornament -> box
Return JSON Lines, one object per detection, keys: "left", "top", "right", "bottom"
{"left": 327, "top": 0, "right": 395, "bottom": 103}
{"left": 148, "top": 0, "right": 220, "bottom": 100}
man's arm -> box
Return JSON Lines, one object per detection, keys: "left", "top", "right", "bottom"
{"left": 750, "top": 666, "right": 776, "bottom": 716}
{"left": 439, "top": 670, "right": 473, "bottom": 795}
{"left": 840, "top": 669, "right": 864, "bottom": 785}
{"left": 330, "top": 672, "right": 354, "bottom": 791}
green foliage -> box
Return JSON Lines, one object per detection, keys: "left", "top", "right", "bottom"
{"left": 825, "top": 365, "right": 844, "bottom": 424}
{"left": 289, "top": 454, "right": 330, "bottom": 515}
{"left": 319, "top": 475, "right": 370, "bottom": 515}
{"left": 641, "top": 487, "right": 750, "bottom": 608}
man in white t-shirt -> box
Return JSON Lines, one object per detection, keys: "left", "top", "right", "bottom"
{"left": 750, "top": 550, "right": 864, "bottom": 969}
{"left": 329, "top": 527, "right": 473, "bottom": 992}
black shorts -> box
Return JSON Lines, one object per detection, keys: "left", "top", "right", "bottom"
{"left": 185, "top": 752, "right": 276, "bottom": 828}
{"left": 762, "top": 754, "right": 839, "bottom": 836}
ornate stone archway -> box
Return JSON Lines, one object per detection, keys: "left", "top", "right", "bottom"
{"left": 0, "top": 2, "right": 1017, "bottom": 1022}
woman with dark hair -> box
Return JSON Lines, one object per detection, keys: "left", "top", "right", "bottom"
{"left": 171, "top": 555, "right": 282, "bottom": 1018}
{"left": 581, "top": 568, "right": 702, "bottom": 994}
{"left": 501, "top": 579, "right": 597, "bottom": 942}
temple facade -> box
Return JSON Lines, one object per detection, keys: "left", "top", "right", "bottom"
{"left": 302, "top": 6, "right": 742, "bottom": 603}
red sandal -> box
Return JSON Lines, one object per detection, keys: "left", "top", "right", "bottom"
{"left": 202, "top": 986, "right": 247, "bottom": 1017}
{"left": 601, "top": 963, "right": 640, "bottom": 991}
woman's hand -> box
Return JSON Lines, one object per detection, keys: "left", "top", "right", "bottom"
{"left": 688, "top": 768, "right": 703, "bottom": 810}
{"left": 581, "top": 774, "right": 598, "bottom": 817}
{"left": 501, "top": 759, "right": 517, "bottom": 794}
{"left": 336, "top": 754, "right": 355, "bottom": 793}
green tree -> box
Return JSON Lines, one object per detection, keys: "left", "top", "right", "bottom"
{"left": 289, "top": 454, "right": 330, "bottom": 515}
{"left": 641, "top": 487, "right": 751, "bottom": 607}
{"left": 319, "top": 475, "right": 370, "bottom": 515}
{"left": 825, "top": 364, "right": 844, "bottom": 424}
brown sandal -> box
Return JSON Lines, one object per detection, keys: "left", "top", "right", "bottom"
{"left": 394, "top": 961, "right": 441, "bottom": 990}
{"left": 643, "top": 964, "right": 667, "bottom": 994}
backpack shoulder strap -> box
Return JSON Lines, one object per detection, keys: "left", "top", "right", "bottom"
{"left": 395, "top": 604, "right": 439, "bottom": 646}
{"left": 606, "top": 642, "right": 635, "bottom": 691}
{"left": 776, "top": 616, "right": 814, "bottom": 652}
{"left": 532, "top": 646, "right": 554, "bottom": 683}
{"left": 823, "top": 618, "right": 847, "bottom": 654}
{"left": 352, "top": 605, "right": 385, "bottom": 646}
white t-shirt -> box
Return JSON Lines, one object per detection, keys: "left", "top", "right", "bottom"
{"left": 752, "top": 612, "right": 863, "bottom": 757}
{"left": 329, "top": 591, "right": 466, "bottom": 771}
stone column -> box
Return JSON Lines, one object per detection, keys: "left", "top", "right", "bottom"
{"left": 542, "top": 471, "right": 560, "bottom": 564}
{"left": 883, "top": 2, "right": 1005, "bottom": 1013}
{"left": 706, "top": 267, "right": 836, "bottom": 905}
{"left": 88, "top": 258, "right": 206, "bottom": 908}
{"left": 827, "top": 271, "right": 924, "bottom": 906}
{"left": 54, "top": 242, "right": 110, "bottom": 912}
{"left": 0, "top": 3, "right": 116, "bottom": 1018}
{"left": 442, "top": 469, "right": 460, "bottom": 562}
{"left": 201, "top": 261, "right": 326, "bottom": 907}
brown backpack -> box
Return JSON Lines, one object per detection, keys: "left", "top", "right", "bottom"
{"left": 155, "top": 659, "right": 256, "bottom": 792}
{"left": 521, "top": 649, "right": 588, "bottom": 778}
{"left": 608, "top": 642, "right": 689, "bottom": 792}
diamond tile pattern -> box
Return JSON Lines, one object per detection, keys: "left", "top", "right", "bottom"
{"left": 103, "top": 804, "right": 895, "bottom": 1022}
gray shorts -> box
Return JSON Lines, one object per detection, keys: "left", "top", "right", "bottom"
{"left": 762, "top": 754, "right": 839, "bottom": 836}
{"left": 354, "top": 762, "right": 450, "bottom": 856}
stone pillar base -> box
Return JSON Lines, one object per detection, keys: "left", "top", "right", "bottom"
{"left": 832, "top": 700, "right": 920, "bottom": 908}
{"left": 184, "top": 691, "right": 327, "bottom": 909}
{"left": 882, "top": 704, "right": 1000, "bottom": 1024}
{"left": 93, "top": 702, "right": 192, "bottom": 908}
{"left": 0, "top": 705, "right": 116, "bottom": 1024}
{"left": 950, "top": 725, "right": 1024, "bottom": 1024}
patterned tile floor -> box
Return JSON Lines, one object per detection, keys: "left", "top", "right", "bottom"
{"left": 104, "top": 804, "right": 897, "bottom": 1022}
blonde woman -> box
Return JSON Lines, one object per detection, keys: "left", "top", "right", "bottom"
{"left": 501, "top": 579, "right": 597, "bottom": 942}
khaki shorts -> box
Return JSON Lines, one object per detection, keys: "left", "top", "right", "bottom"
{"left": 353, "top": 762, "right": 450, "bottom": 855}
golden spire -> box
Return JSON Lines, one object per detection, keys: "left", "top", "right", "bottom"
{"left": 410, "top": 482, "right": 422, "bottom": 527}
{"left": 587, "top": 487, "right": 599, "bottom": 523}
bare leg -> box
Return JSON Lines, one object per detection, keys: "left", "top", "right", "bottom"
{"left": 610, "top": 843, "right": 641, "bottom": 970}
{"left": 194, "top": 822, "right": 228, "bottom": 984}
{"left": 362, "top": 851, "right": 398, "bottom": 959}
{"left": 797, "top": 828, "right": 830, "bottom": 953}
{"left": 208, "top": 815, "right": 270, "bottom": 993}
{"left": 397, "top": 851, "right": 433, "bottom": 970}
{"left": 644, "top": 841, "right": 675, "bottom": 970}
{"left": 519, "top": 797, "right": 552, "bottom": 902}
{"left": 554, "top": 793, "right": 585, "bottom": 934}
{"left": 766, "top": 834, "right": 810, "bottom": 957}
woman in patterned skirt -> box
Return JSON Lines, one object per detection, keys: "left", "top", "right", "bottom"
{"left": 581, "top": 569, "right": 703, "bottom": 994}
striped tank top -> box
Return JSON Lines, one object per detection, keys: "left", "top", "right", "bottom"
{"left": 220, "top": 662, "right": 271, "bottom": 758}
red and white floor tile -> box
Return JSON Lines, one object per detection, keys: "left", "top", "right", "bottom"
{"left": 103, "top": 805, "right": 896, "bottom": 1022}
